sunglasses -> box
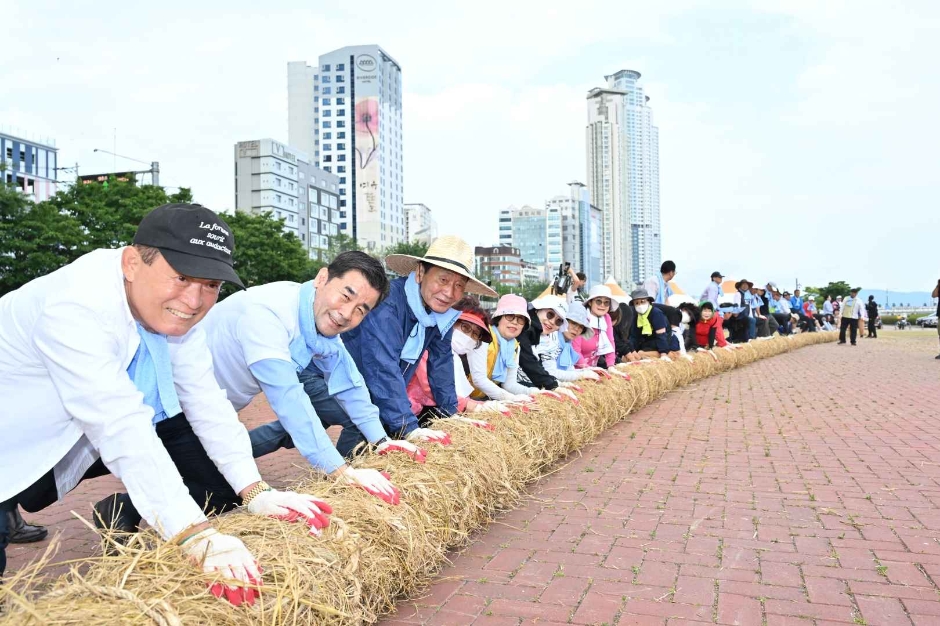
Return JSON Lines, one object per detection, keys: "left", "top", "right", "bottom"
{"left": 542, "top": 309, "right": 560, "bottom": 322}
{"left": 590, "top": 298, "right": 611, "bottom": 307}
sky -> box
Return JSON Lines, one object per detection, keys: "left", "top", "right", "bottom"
{"left": 3, "top": 0, "right": 939, "bottom": 294}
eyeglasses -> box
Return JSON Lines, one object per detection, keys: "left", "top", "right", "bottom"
{"left": 591, "top": 298, "right": 611, "bottom": 308}
{"left": 456, "top": 321, "right": 483, "bottom": 341}
{"left": 501, "top": 314, "right": 527, "bottom": 325}
{"left": 542, "top": 309, "right": 560, "bottom": 322}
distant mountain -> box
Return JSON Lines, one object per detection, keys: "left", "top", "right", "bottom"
{"left": 858, "top": 290, "right": 937, "bottom": 309}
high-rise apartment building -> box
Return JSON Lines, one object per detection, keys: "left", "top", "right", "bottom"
{"left": 585, "top": 69, "right": 660, "bottom": 287}
{"left": 1, "top": 129, "right": 58, "bottom": 202}
{"left": 404, "top": 202, "right": 438, "bottom": 244}
{"left": 544, "top": 182, "right": 603, "bottom": 287}
{"left": 234, "top": 138, "right": 340, "bottom": 257}
{"left": 287, "top": 45, "right": 404, "bottom": 252}
{"left": 497, "top": 205, "right": 548, "bottom": 281}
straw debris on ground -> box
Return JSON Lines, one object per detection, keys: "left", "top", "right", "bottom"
{"left": 0, "top": 332, "right": 836, "bottom": 625}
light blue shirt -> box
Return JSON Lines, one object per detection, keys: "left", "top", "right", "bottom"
{"left": 245, "top": 282, "right": 387, "bottom": 471}
{"left": 700, "top": 282, "right": 721, "bottom": 308}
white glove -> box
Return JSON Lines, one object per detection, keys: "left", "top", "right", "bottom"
{"left": 660, "top": 354, "right": 672, "bottom": 362}
{"left": 558, "top": 381, "right": 583, "bottom": 391}
{"left": 577, "top": 369, "right": 600, "bottom": 381}
{"left": 338, "top": 467, "right": 401, "bottom": 505}
{"left": 444, "top": 416, "right": 497, "bottom": 431}
{"left": 553, "top": 387, "right": 580, "bottom": 403}
{"left": 406, "top": 427, "right": 452, "bottom": 445}
{"left": 246, "top": 489, "right": 333, "bottom": 535}
{"left": 682, "top": 354, "right": 695, "bottom": 362}
{"left": 508, "top": 393, "right": 534, "bottom": 403}
{"left": 182, "top": 528, "right": 261, "bottom": 606}
{"left": 473, "top": 400, "right": 511, "bottom": 415}
{"left": 376, "top": 439, "right": 427, "bottom": 463}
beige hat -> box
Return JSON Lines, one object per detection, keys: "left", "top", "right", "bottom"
{"left": 385, "top": 235, "right": 497, "bottom": 297}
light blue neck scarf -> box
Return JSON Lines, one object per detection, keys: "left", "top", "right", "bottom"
{"left": 490, "top": 325, "right": 518, "bottom": 383}
{"left": 289, "top": 281, "right": 336, "bottom": 371}
{"left": 127, "top": 323, "right": 181, "bottom": 423}
{"left": 400, "top": 272, "right": 459, "bottom": 364}
{"left": 557, "top": 333, "right": 580, "bottom": 371}
{"left": 657, "top": 274, "right": 674, "bottom": 304}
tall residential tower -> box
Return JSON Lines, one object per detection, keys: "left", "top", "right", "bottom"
{"left": 287, "top": 45, "right": 404, "bottom": 252}
{"left": 585, "top": 70, "right": 660, "bottom": 287}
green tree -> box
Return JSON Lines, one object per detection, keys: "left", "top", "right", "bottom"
{"left": 0, "top": 183, "right": 85, "bottom": 295}
{"left": 383, "top": 240, "right": 430, "bottom": 259}
{"left": 520, "top": 280, "right": 550, "bottom": 302}
{"left": 805, "top": 281, "right": 853, "bottom": 303}
{"left": 221, "top": 210, "right": 318, "bottom": 297}
{"left": 42, "top": 179, "right": 192, "bottom": 253}
{"left": 325, "top": 233, "right": 362, "bottom": 261}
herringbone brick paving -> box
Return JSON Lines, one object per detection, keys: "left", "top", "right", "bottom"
{"left": 8, "top": 331, "right": 940, "bottom": 625}
{"left": 382, "top": 332, "right": 940, "bottom": 626}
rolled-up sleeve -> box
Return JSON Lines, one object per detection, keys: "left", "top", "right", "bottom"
{"left": 34, "top": 303, "right": 205, "bottom": 539}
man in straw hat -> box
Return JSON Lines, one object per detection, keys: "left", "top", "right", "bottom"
{"left": 0, "top": 204, "right": 331, "bottom": 605}
{"left": 342, "top": 236, "right": 497, "bottom": 448}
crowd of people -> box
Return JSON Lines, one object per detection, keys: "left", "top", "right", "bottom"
{"left": 0, "top": 203, "right": 845, "bottom": 607}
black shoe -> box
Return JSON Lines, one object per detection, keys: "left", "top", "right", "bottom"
{"left": 851, "top": 343, "right": 857, "bottom": 346}
{"left": 93, "top": 493, "right": 142, "bottom": 535}
{"left": 838, "top": 341, "right": 846, "bottom": 344}
{"left": 935, "top": 354, "right": 940, "bottom": 360}
{"left": 6, "top": 509, "right": 48, "bottom": 544}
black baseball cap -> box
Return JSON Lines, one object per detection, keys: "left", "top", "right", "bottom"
{"left": 710, "top": 271, "right": 723, "bottom": 279}
{"left": 133, "top": 203, "right": 245, "bottom": 289}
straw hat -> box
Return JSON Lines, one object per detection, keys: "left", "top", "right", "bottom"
{"left": 385, "top": 235, "right": 497, "bottom": 297}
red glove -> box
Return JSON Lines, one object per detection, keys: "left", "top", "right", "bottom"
{"left": 376, "top": 439, "right": 427, "bottom": 463}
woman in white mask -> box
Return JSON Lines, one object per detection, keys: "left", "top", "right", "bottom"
{"left": 623, "top": 288, "right": 680, "bottom": 362}
{"left": 405, "top": 297, "right": 510, "bottom": 419}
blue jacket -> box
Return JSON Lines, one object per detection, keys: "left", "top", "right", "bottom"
{"left": 342, "top": 276, "right": 457, "bottom": 436}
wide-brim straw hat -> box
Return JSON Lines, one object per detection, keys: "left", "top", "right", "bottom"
{"left": 385, "top": 235, "right": 497, "bottom": 297}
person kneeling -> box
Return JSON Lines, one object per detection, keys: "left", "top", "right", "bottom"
{"left": 623, "top": 289, "right": 680, "bottom": 361}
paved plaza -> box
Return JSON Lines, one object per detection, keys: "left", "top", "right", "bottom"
{"left": 8, "top": 330, "right": 940, "bottom": 625}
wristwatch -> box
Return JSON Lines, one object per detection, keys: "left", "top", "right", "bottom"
{"left": 241, "top": 480, "right": 272, "bottom": 506}
{"left": 374, "top": 437, "right": 389, "bottom": 446}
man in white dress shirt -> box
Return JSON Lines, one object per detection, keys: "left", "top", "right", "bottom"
{"left": 0, "top": 204, "right": 330, "bottom": 606}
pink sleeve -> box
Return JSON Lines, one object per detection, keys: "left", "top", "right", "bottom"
{"left": 405, "top": 352, "right": 435, "bottom": 413}
{"left": 457, "top": 396, "right": 469, "bottom": 412}
{"left": 571, "top": 335, "right": 589, "bottom": 368}
{"left": 604, "top": 315, "right": 616, "bottom": 366}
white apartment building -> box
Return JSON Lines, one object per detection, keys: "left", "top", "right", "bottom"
{"left": 234, "top": 138, "right": 340, "bottom": 257}
{"left": 587, "top": 70, "right": 661, "bottom": 287}
{"left": 404, "top": 202, "right": 438, "bottom": 243}
{"left": 586, "top": 86, "right": 631, "bottom": 287}
{"left": 287, "top": 45, "right": 404, "bottom": 252}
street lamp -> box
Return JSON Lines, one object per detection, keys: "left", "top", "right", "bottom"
{"left": 92, "top": 149, "right": 160, "bottom": 186}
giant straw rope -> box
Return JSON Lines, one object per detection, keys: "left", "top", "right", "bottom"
{"left": 0, "top": 332, "right": 836, "bottom": 624}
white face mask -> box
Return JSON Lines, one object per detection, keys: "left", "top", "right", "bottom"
{"left": 451, "top": 329, "right": 478, "bottom": 355}
{"left": 681, "top": 311, "right": 691, "bottom": 324}
{"left": 635, "top": 303, "right": 651, "bottom": 315}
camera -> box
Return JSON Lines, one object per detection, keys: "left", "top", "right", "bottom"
{"left": 551, "top": 262, "right": 572, "bottom": 296}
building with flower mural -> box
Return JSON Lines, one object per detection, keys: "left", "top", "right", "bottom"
{"left": 287, "top": 45, "right": 404, "bottom": 253}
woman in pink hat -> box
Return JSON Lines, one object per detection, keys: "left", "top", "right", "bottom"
{"left": 464, "top": 294, "right": 538, "bottom": 402}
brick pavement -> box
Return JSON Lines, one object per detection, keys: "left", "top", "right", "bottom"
{"left": 382, "top": 331, "right": 940, "bottom": 626}
{"left": 8, "top": 330, "right": 940, "bottom": 625}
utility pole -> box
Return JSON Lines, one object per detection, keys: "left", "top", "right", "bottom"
{"left": 150, "top": 161, "right": 159, "bottom": 187}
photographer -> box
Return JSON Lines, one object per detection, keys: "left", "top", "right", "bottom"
{"left": 551, "top": 263, "right": 586, "bottom": 303}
